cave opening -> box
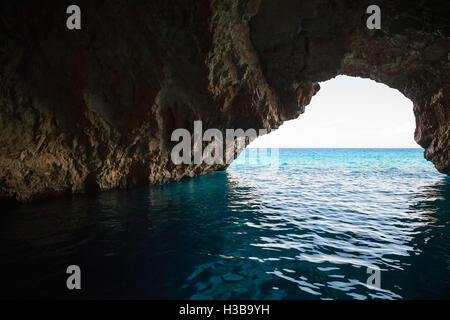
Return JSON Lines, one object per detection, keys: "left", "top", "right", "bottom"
{"left": 248, "top": 75, "right": 418, "bottom": 150}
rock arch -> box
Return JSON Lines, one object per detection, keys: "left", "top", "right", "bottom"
{"left": 0, "top": 0, "right": 448, "bottom": 201}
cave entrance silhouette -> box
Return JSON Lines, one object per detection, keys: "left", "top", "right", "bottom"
{"left": 248, "top": 75, "right": 418, "bottom": 150}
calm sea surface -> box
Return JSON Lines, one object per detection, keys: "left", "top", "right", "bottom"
{"left": 1, "top": 148, "right": 449, "bottom": 299}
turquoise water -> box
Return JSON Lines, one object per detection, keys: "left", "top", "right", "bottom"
{"left": 1, "top": 148, "right": 449, "bottom": 299}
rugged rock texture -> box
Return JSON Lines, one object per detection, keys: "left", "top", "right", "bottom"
{"left": 0, "top": 0, "right": 449, "bottom": 202}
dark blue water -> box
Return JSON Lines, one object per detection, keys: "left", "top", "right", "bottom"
{"left": 1, "top": 149, "right": 449, "bottom": 299}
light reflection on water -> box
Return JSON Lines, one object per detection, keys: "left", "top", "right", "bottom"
{"left": 0, "top": 149, "right": 449, "bottom": 299}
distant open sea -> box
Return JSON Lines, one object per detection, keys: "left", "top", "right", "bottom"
{"left": 1, "top": 148, "right": 449, "bottom": 299}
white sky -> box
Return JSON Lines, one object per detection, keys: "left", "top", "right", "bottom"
{"left": 249, "top": 75, "right": 419, "bottom": 148}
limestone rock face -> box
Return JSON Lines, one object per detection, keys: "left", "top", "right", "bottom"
{"left": 0, "top": 0, "right": 449, "bottom": 202}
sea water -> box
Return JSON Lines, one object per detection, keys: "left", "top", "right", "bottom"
{"left": 1, "top": 148, "right": 449, "bottom": 299}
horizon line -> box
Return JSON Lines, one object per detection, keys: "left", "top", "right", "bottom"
{"left": 246, "top": 147, "right": 422, "bottom": 149}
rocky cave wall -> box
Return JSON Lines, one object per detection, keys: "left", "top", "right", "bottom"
{"left": 0, "top": 0, "right": 449, "bottom": 202}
